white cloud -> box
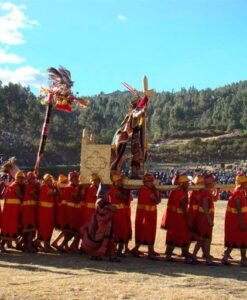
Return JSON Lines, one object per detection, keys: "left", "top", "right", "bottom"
{"left": 0, "top": 3, "right": 41, "bottom": 90}
{"left": 0, "top": 2, "right": 38, "bottom": 45}
{"left": 0, "top": 49, "right": 25, "bottom": 64}
{"left": 117, "top": 14, "right": 126, "bottom": 22}
{"left": 0, "top": 66, "right": 47, "bottom": 88}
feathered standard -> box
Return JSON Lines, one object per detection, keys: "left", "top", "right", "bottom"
{"left": 40, "top": 66, "right": 89, "bottom": 112}
{"left": 34, "top": 67, "right": 89, "bottom": 174}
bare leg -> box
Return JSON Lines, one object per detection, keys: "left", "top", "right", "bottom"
{"left": 0, "top": 240, "right": 7, "bottom": 252}
{"left": 193, "top": 241, "right": 202, "bottom": 259}
{"left": 69, "top": 233, "right": 80, "bottom": 252}
{"left": 165, "top": 245, "right": 175, "bottom": 261}
{"left": 130, "top": 243, "right": 142, "bottom": 257}
{"left": 117, "top": 242, "right": 124, "bottom": 256}
{"left": 222, "top": 247, "right": 232, "bottom": 265}
{"left": 240, "top": 248, "right": 247, "bottom": 266}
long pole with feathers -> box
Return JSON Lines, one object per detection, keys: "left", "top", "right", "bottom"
{"left": 34, "top": 93, "right": 53, "bottom": 175}
{"left": 34, "top": 66, "right": 89, "bottom": 175}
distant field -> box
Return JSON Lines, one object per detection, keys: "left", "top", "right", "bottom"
{"left": 0, "top": 200, "right": 246, "bottom": 300}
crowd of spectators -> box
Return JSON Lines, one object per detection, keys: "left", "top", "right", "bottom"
{"left": 124, "top": 166, "right": 244, "bottom": 200}
{"left": 152, "top": 168, "right": 242, "bottom": 200}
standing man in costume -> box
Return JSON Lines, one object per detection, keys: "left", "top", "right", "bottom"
{"left": 163, "top": 174, "right": 193, "bottom": 263}
{"left": 1, "top": 171, "right": 25, "bottom": 252}
{"left": 131, "top": 173, "right": 161, "bottom": 259}
{"left": 64, "top": 171, "right": 82, "bottom": 252}
{"left": 82, "top": 173, "right": 101, "bottom": 227}
{"left": 111, "top": 77, "right": 154, "bottom": 179}
{"left": 189, "top": 174, "right": 205, "bottom": 259}
{"left": 36, "top": 173, "right": 56, "bottom": 252}
{"left": 222, "top": 173, "right": 247, "bottom": 266}
{"left": 111, "top": 95, "right": 148, "bottom": 179}
{"left": 21, "top": 171, "right": 39, "bottom": 252}
{"left": 108, "top": 174, "right": 132, "bottom": 256}
{"left": 51, "top": 174, "right": 69, "bottom": 251}
{"left": 192, "top": 173, "right": 218, "bottom": 265}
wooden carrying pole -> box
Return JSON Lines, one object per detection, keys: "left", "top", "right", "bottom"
{"left": 123, "top": 182, "right": 235, "bottom": 191}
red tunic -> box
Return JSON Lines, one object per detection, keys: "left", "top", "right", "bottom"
{"left": 125, "top": 192, "right": 133, "bottom": 241}
{"left": 82, "top": 185, "right": 98, "bottom": 227}
{"left": 0, "top": 200, "right": 2, "bottom": 229}
{"left": 135, "top": 186, "right": 159, "bottom": 245}
{"left": 194, "top": 189, "right": 214, "bottom": 239}
{"left": 108, "top": 187, "right": 130, "bottom": 243}
{"left": 56, "top": 185, "right": 67, "bottom": 229}
{"left": 225, "top": 189, "right": 247, "bottom": 248}
{"left": 1, "top": 182, "right": 22, "bottom": 239}
{"left": 21, "top": 182, "right": 38, "bottom": 231}
{"left": 165, "top": 189, "right": 191, "bottom": 247}
{"left": 64, "top": 184, "right": 81, "bottom": 231}
{"left": 189, "top": 190, "right": 201, "bottom": 224}
{"left": 161, "top": 190, "right": 174, "bottom": 230}
{"left": 54, "top": 188, "right": 61, "bottom": 229}
{"left": 188, "top": 190, "right": 203, "bottom": 241}
{"left": 37, "top": 185, "right": 55, "bottom": 241}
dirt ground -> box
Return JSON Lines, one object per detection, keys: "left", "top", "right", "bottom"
{"left": 0, "top": 200, "right": 246, "bottom": 300}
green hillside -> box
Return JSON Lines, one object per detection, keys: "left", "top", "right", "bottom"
{"left": 1, "top": 80, "right": 247, "bottom": 167}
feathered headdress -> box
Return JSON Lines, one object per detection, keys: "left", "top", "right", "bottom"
{"left": 39, "top": 66, "right": 89, "bottom": 112}
{"left": 47, "top": 66, "right": 74, "bottom": 89}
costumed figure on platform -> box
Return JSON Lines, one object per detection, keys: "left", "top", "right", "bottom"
{"left": 110, "top": 77, "right": 154, "bottom": 179}
{"left": 34, "top": 66, "right": 89, "bottom": 175}
{"left": 222, "top": 173, "right": 247, "bottom": 266}
{"left": 163, "top": 174, "right": 194, "bottom": 264}
{"left": 131, "top": 173, "right": 161, "bottom": 259}
{"left": 1, "top": 171, "right": 25, "bottom": 252}
{"left": 108, "top": 174, "right": 132, "bottom": 256}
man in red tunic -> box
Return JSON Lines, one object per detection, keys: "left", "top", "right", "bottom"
{"left": 21, "top": 171, "right": 39, "bottom": 252}
{"left": 37, "top": 173, "right": 56, "bottom": 252}
{"left": 124, "top": 185, "right": 133, "bottom": 254}
{"left": 108, "top": 174, "right": 132, "bottom": 256}
{"left": 1, "top": 170, "right": 25, "bottom": 252}
{"left": 64, "top": 171, "right": 82, "bottom": 252}
{"left": 55, "top": 174, "right": 68, "bottom": 229}
{"left": 51, "top": 174, "right": 69, "bottom": 251}
{"left": 131, "top": 174, "right": 161, "bottom": 259}
{"left": 189, "top": 174, "right": 205, "bottom": 259}
{"left": 82, "top": 173, "right": 101, "bottom": 227}
{"left": 222, "top": 173, "right": 247, "bottom": 266}
{"left": 193, "top": 173, "right": 217, "bottom": 265}
{"left": 164, "top": 174, "right": 193, "bottom": 263}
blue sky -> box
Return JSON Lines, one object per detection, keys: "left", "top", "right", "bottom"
{"left": 0, "top": 0, "right": 247, "bottom": 96}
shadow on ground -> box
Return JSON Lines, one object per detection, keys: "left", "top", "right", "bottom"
{"left": 0, "top": 250, "right": 246, "bottom": 282}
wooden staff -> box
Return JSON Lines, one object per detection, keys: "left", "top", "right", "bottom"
{"left": 34, "top": 93, "right": 53, "bottom": 175}
{"left": 142, "top": 76, "right": 154, "bottom": 173}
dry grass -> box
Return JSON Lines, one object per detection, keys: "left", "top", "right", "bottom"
{"left": 0, "top": 200, "right": 247, "bottom": 300}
